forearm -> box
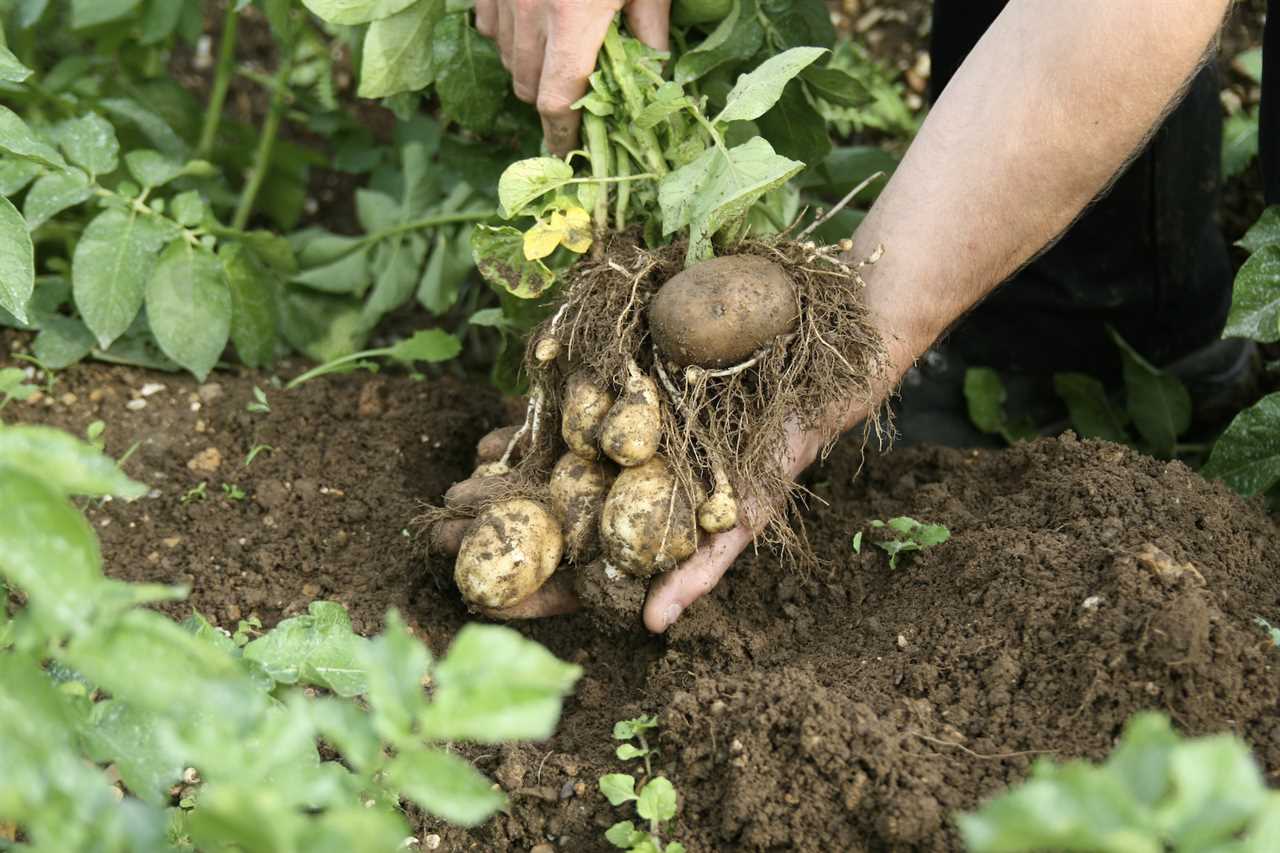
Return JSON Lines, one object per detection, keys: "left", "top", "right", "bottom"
{"left": 847, "top": 0, "right": 1230, "bottom": 412}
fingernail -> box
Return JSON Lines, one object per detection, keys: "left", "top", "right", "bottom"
{"left": 661, "top": 603, "right": 682, "bottom": 629}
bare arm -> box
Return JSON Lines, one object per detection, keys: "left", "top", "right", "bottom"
{"left": 644, "top": 0, "right": 1231, "bottom": 631}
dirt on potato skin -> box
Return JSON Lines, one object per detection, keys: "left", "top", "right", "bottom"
{"left": 5, "top": 347, "right": 1280, "bottom": 852}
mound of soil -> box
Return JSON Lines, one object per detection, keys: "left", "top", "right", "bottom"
{"left": 8, "top": 353, "right": 1279, "bottom": 851}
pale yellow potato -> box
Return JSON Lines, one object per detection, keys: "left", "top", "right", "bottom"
{"left": 561, "top": 373, "right": 614, "bottom": 460}
{"left": 600, "top": 456, "right": 700, "bottom": 577}
{"left": 600, "top": 367, "right": 661, "bottom": 467}
{"left": 697, "top": 489, "right": 738, "bottom": 534}
{"left": 549, "top": 451, "right": 615, "bottom": 562}
{"left": 455, "top": 500, "right": 564, "bottom": 610}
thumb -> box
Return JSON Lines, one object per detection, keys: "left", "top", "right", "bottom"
{"left": 643, "top": 523, "right": 753, "bottom": 632}
{"left": 624, "top": 0, "right": 671, "bottom": 51}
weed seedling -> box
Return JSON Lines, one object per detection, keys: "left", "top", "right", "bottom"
{"left": 222, "top": 483, "right": 246, "bottom": 502}
{"left": 857, "top": 517, "right": 951, "bottom": 569}
{"left": 246, "top": 386, "right": 271, "bottom": 414}
{"left": 1255, "top": 617, "right": 1280, "bottom": 648}
{"left": 85, "top": 420, "right": 106, "bottom": 451}
{"left": 0, "top": 367, "right": 37, "bottom": 412}
{"left": 181, "top": 482, "right": 208, "bottom": 505}
{"left": 244, "top": 444, "right": 275, "bottom": 468}
{"left": 600, "top": 715, "right": 685, "bottom": 853}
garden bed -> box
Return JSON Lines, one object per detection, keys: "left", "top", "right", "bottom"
{"left": 10, "top": 349, "right": 1278, "bottom": 851}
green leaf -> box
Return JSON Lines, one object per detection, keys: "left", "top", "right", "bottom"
{"left": 362, "top": 234, "right": 427, "bottom": 328}
{"left": 801, "top": 66, "right": 871, "bottom": 108}
{"left": 22, "top": 168, "right": 93, "bottom": 230}
{"left": 1054, "top": 373, "right": 1130, "bottom": 444}
{"left": 1109, "top": 328, "right": 1191, "bottom": 457}
{"left": 70, "top": 0, "right": 142, "bottom": 28}
{"left": 0, "top": 43, "right": 32, "bottom": 83}
{"left": 387, "top": 748, "right": 505, "bottom": 827}
{"left": 599, "top": 773, "right": 638, "bottom": 806}
{"left": 0, "top": 466, "right": 102, "bottom": 634}
{"left": 616, "top": 743, "right": 647, "bottom": 760}
{"left": 1223, "top": 109, "right": 1259, "bottom": 180}
{"left": 357, "top": 0, "right": 444, "bottom": 99}
{"left": 386, "top": 328, "right": 461, "bottom": 363}
{"left": 963, "top": 367, "right": 1006, "bottom": 434}
{"left": 636, "top": 776, "right": 677, "bottom": 823}
{"left": 0, "top": 195, "right": 33, "bottom": 324}
{"left": 0, "top": 157, "right": 41, "bottom": 195}
{"left": 419, "top": 623, "right": 582, "bottom": 743}
{"left": 1233, "top": 46, "right": 1264, "bottom": 83}
{"left": 417, "top": 227, "right": 474, "bottom": 314}
{"left": 0, "top": 105, "right": 66, "bottom": 168}
{"left": 613, "top": 715, "right": 658, "bottom": 740}
{"left": 756, "top": 80, "right": 831, "bottom": 172}
{"left": 674, "top": 0, "right": 764, "bottom": 86}
{"left": 54, "top": 113, "right": 119, "bottom": 176}
{"left": 242, "top": 601, "right": 370, "bottom": 697}
{"left": 851, "top": 530, "right": 863, "bottom": 553}
{"left": 1201, "top": 392, "right": 1280, "bottom": 497}
{"left": 605, "top": 820, "right": 647, "bottom": 849}
{"left": 72, "top": 209, "right": 171, "bottom": 348}
{"left": 498, "top": 157, "right": 575, "bottom": 219}
{"left": 1224, "top": 243, "right": 1280, "bottom": 343}
{"left": 33, "top": 315, "right": 96, "bottom": 369}
{"left": 361, "top": 610, "right": 431, "bottom": 741}
{"left": 0, "top": 424, "right": 147, "bottom": 498}
{"left": 433, "top": 13, "right": 508, "bottom": 134}
{"left": 83, "top": 700, "right": 183, "bottom": 805}
{"left": 472, "top": 224, "right": 556, "bottom": 298}
{"left": 1237, "top": 207, "right": 1280, "bottom": 254}
{"left": 714, "top": 46, "right": 826, "bottom": 125}
{"left": 125, "top": 149, "right": 184, "bottom": 188}
{"left": 145, "top": 241, "right": 232, "bottom": 381}
{"left": 301, "top": 0, "right": 420, "bottom": 25}
{"left": 171, "top": 190, "right": 205, "bottom": 227}
{"left": 221, "top": 243, "right": 279, "bottom": 369}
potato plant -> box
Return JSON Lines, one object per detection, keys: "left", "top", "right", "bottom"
{"left": 0, "top": 423, "right": 581, "bottom": 849}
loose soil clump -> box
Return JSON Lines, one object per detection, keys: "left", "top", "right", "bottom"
{"left": 8, "top": 352, "right": 1279, "bottom": 851}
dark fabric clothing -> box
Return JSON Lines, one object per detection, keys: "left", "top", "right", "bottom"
{"left": 927, "top": 0, "right": 1234, "bottom": 377}
{"left": 1264, "top": 0, "right": 1278, "bottom": 204}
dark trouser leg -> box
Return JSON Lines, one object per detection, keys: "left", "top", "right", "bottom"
{"left": 928, "top": 0, "right": 1232, "bottom": 379}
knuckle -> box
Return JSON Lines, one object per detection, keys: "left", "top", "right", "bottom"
{"left": 514, "top": 82, "right": 537, "bottom": 103}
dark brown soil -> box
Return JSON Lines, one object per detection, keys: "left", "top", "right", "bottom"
{"left": 7, "top": 345, "right": 1279, "bottom": 852}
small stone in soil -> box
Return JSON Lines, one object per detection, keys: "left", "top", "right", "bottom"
{"left": 125, "top": 399, "right": 146, "bottom": 411}
{"left": 187, "top": 447, "right": 222, "bottom": 475}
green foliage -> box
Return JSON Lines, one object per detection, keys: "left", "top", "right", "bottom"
{"left": 863, "top": 516, "right": 950, "bottom": 569}
{"left": 1222, "top": 48, "right": 1264, "bottom": 180}
{"left": 0, "top": 422, "right": 582, "bottom": 848}
{"left": 602, "top": 715, "right": 684, "bottom": 853}
{"left": 963, "top": 367, "right": 1038, "bottom": 444}
{"left": 958, "top": 712, "right": 1280, "bottom": 852}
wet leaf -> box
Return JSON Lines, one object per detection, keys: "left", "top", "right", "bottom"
{"left": 0, "top": 196, "right": 33, "bottom": 323}
{"left": 243, "top": 602, "right": 370, "bottom": 697}
{"left": 54, "top": 113, "right": 119, "bottom": 176}
{"left": 1224, "top": 244, "right": 1280, "bottom": 343}
{"left": 1201, "top": 392, "right": 1280, "bottom": 497}
{"left": 145, "top": 241, "right": 232, "bottom": 381}
{"left": 23, "top": 168, "right": 92, "bottom": 230}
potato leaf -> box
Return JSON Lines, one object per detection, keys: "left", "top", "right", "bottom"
{"left": 498, "top": 157, "right": 575, "bottom": 219}
{"left": 0, "top": 424, "right": 147, "bottom": 499}
{"left": 1222, "top": 108, "right": 1259, "bottom": 181}
{"left": 1201, "top": 392, "right": 1280, "bottom": 497}
{"left": 242, "top": 602, "right": 370, "bottom": 698}
{"left": 599, "top": 774, "right": 638, "bottom": 806}
{"left": 0, "top": 105, "right": 65, "bottom": 169}
{"left": 1237, "top": 207, "right": 1280, "bottom": 254}
{"left": 472, "top": 224, "right": 556, "bottom": 298}
{"left": 1224, "top": 243, "right": 1280, "bottom": 343}
{"left": 0, "top": 196, "right": 33, "bottom": 324}
{"left": 72, "top": 209, "right": 171, "bottom": 348}
{"left": 674, "top": 0, "right": 764, "bottom": 85}
{"left": 0, "top": 42, "right": 32, "bottom": 83}
{"left": 83, "top": 701, "right": 183, "bottom": 805}
{"left": 432, "top": 13, "right": 507, "bottom": 134}
{"left": 1053, "top": 373, "right": 1131, "bottom": 444}
{"left": 714, "top": 46, "right": 826, "bottom": 125}
{"left": 53, "top": 113, "right": 119, "bottom": 177}
{"left": 23, "top": 168, "right": 93, "bottom": 230}
{"left": 636, "top": 777, "right": 677, "bottom": 823}
{"left": 301, "top": 0, "right": 420, "bottom": 25}
{"left": 221, "top": 243, "right": 280, "bottom": 369}
{"left": 1108, "top": 328, "right": 1191, "bottom": 457}
{"left": 357, "top": 0, "right": 444, "bottom": 99}
{"left": 144, "top": 241, "right": 232, "bottom": 381}
{"left": 386, "top": 749, "right": 505, "bottom": 827}
{"left": 69, "top": 0, "right": 141, "bottom": 29}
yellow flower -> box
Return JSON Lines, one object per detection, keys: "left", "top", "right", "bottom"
{"left": 522, "top": 206, "right": 593, "bottom": 261}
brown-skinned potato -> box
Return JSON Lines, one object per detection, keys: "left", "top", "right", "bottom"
{"left": 600, "top": 363, "right": 661, "bottom": 468}
{"left": 455, "top": 500, "right": 564, "bottom": 610}
{"left": 600, "top": 456, "right": 701, "bottom": 577}
{"left": 549, "top": 451, "right": 615, "bottom": 562}
{"left": 562, "top": 373, "right": 614, "bottom": 460}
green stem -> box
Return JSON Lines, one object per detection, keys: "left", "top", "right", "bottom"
{"left": 284, "top": 348, "right": 392, "bottom": 390}
{"left": 197, "top": 3, "right": 240, "bottom": 160}
{"left": 583, "top": 112, "right": 611, "bottom": 233}
{"left": 614, "top": 145, "right": 631, "bottom": 231}
{"left": 601, "top": 24, "right": 668, "bottom": 176}
{"left": 232, "top": 51, "right": 292, "bottom": 230}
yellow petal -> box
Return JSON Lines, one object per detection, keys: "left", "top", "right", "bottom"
{"left": 523, "top": 221, "right": 562, "bottom": 261}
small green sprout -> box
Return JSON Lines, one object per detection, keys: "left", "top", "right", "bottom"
{"left": 86, "top": 420, "right": 107, "bottom": 450}
{"left": 222, "top": 483, "right": 246, "bottom": 502}
{"left": 232, "top": 616, "right": 263, "bottom": 647}
{"left": 1255, "top": 617, "right": 1280, "bottom": 648}
{"left": 243, "top": 444, "right": 274, "bottom": 467}
{"left": 246, "top": 386, "right": 270, "bottom": 414}
{"left": 0, "top": 367, "right": 37, "bottom": 411}
{"left": 180, "top": 482, "right": 208, "bottom": 504}
{"left": 863, "top": 516, "right": 951, "bottom": 569}
{"left": 601, "top": 716, "right": 684, "bottom": 853}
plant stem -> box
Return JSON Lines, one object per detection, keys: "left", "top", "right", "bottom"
{"left": 638, "top": 734, "right": 653, "bottom": 779}
{"left": 583, "top": 112, "right": 611, "bottom": 233}
{"left": 284, "top": 349, "right": 392, "bottom": 390}
{"left": 232, "top": 50, "right": 292, "bottom": 230}
{"left": 614, "top": 144, "right": 631, "bottom": 231}
{"left": 197, "top": 3, "right": 240, "bottom": 160}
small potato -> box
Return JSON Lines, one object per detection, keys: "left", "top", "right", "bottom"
{"left": 476, "top": 426, "right": 521, "bottom": 464}
{"left": 648, "top": 254, "right": 799, "bottom": 368}
{"left": 430, "top": 517, "right": 474, "bottom": 555}
{"left": 600, "top": 456, "right": 700, "bottom": 577}
{"left": 444, "top": 475, "right": 508, "bottom": 510}
{"left": 549, "top": 452, "right": 615, "bottom": 562}
{"left": 697, "top": 489, "right": 738, "bottom": 534}
{"left": 600, "top": 364, "right": 661, "bottom": 468}
{"left": 455, "top": 500, "right": 564, "bottom": 610}
{"left": 472, "top": 461, "right": 510, "bottom": 478}
{"left": 561, "top": 373, "right": 614, "bottom": 460}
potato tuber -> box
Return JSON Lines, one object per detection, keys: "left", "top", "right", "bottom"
{"left": 600, "top": 360, "right": 661, "bottom": 468}
{"left": 600, "top": 456, "right": 700, "bottom": 576}
{"left": 548, "top": 451, "right": 614, "bottom": 562}
{"left": 455, "top": 499, "right": 564, "bottom": 610}
{"left": 561, "top": 372, "right": 614, "bottom": 460}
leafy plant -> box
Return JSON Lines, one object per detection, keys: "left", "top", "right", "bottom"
{"left": 1223, "top": 47, "right": 1264, "bottom": 180}
{"left": 245, "top": 386, "right": 270, "bottom": 414}
{"left": 958, "top": 712, "right": 1280, "bottom": 852}
{"left": 963, "top": 367, "right": 1037, "bottom": 444}
{"left": 855, "top": 516, "right": 951, "bottom": 569}
{"left": 601, "top": 715, "right": 685, "bottom": 853}
{"left": 221, "top": 482, "right": 246, "bottom": 502}
{"left": 284, "top": 327, "right": 462, "bottom": 389}
{"left": 1255, "top": 617, "right": 1280, "bottom": 648}
{"left": 0, "top": 366, "right": 36, "bottom": 411}
{"left": 0, "top": 421, "right": 582, "bottom": 849}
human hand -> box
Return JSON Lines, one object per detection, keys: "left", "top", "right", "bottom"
{"left": 474, "top": 0, "right": 670, "bottom": 156}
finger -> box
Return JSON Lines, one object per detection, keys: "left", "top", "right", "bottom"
{"left": 482, "top": 572, "right": 580, "bottom": 620}
{"left": 624, "top": 0, "right": 671, "bottom": 51}
{"left": 539, "top": 7, "right": 615, "bottom": 155}
{"left": 496, "top": 0, "right": 515, "bottom": 70}
{"left": 475, "top": 0, "right": 498, "bottom": 38}
{"left": 512, "top": 11, "right": 547, "bottom": 103}
{"left": 430, "top": 518, "right": 474, "bottom": 556}
{"left": 643, "top": 523, "right": 754, "bottom": 633}
{"left": 476, "top": 425, "right": 525, "bottom": 464}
